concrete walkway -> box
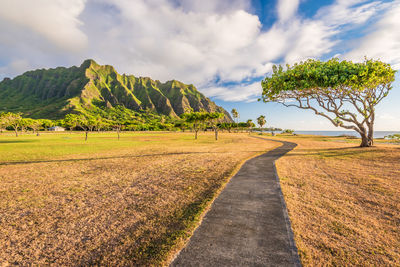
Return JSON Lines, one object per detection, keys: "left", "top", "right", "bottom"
{"left": 171, "top": 139, "right": 300, "bottom": 267}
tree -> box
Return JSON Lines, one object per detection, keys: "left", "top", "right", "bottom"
{"left": 93, "top": 115, "right": 106, "bottom": 132}
{"left": 78, "top": 115, "right": 97, "bottom": 141}
{"left": 221, "top": 122, "right": 233, "bottom": 133}
{"left": 75, "top": 115, "right": 97, "bottom": 141}
{"left": 174, "top": 120, "right": 189, "bottom": 132}
{"left": 63, "top": 114, "right": 79, "bottom": 132}
{"left": 257, "top": 115, "right": 266, "bottom": 134}
{"left": 261, "top": 58, "right": 395, "bottom": 147}
{"left": 283, "top": 129, "right": 294, "bottom": 134}
{"left": 30, "top": 119, "right": 42, "bottom": 136}
{"left": 204, "top": 112, "right": 224, "bottom": 140}
{"left": 182, "top": 112, "right": 207, "bottom": 140}
{"left": 0, "top": 113, "right": 6, "bottom": 133}
{"left": 246, "top": 119, "right": 255, "bottom": 135}
{"left": 231, "top": 108, "right": 239, "bottom": 132}
{"left": 41, "top": 119, "right": 55, "bottom": 131}
{"left": 110, "top": 117, "right": 125, "bottom": 140}
{"left": 237, "top": 122, "right": 248, "bottom": 132}
{"left": 20, "top": 118, "right": 33, "bottom": 133}
{"left": 2, "top": 112, "right": 22, "bottom": 137}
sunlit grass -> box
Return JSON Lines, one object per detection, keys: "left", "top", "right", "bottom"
{"left": 0, "top": 131, "right": 277, "bottom": 265}
{"left": 265, "top": 135, "right": 400, "bottom": 266}
{"left": 0, "top": 131, "right": 243, "bottom": 162}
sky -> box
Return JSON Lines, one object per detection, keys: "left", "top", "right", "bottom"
{"left": 0, "top": 0, "right": 399, "bottom": 130}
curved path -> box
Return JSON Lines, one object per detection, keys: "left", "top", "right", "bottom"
{"left": 171, "top": 139, "right": 300, "bottom": 267}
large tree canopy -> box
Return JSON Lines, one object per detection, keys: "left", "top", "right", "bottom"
{"left": 261, "top": 58, "right": 396, "bottom": 147}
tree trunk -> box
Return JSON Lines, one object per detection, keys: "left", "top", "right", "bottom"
{"left": 367, "top": 128, "right": 374, "bottom": 146}
{"left": 85, "top": 131, "right": 88, "bottom": 141}
{"left": 367, "top": 111, "right": 375, "bottom": 146}
{"left": 214, "top": 128, "right": 218, "bottom": 140}
{"left": 14, "top": 128, "right": 18, "bottom": 137}
{"left": 357, "top": 124, "right": 373, "bottom": 147}
{"left": 117, "top": 129, "right": 120, "bottom": 140}
{"left": 360, "top": 133, "right": 371, "bottom": 147}
{"left": 195, "top": 129, "right": 198, "bottom": 140}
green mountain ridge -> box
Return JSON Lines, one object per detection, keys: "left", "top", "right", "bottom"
{"left": 0, "top": 59, "right": 232, "bottom": 122}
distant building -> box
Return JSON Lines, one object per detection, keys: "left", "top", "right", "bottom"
{"left": 49, "top": 126, "right": 65, "bottom": 131}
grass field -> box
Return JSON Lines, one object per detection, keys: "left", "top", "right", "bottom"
{"left": 268, "top": 134, "right": 400, "bottom": 266}
{"left": 2, "top": 131, "right": 399, "bottom": 266}
{"left": 0, "top": 131, "right": 277, "bottom": 265}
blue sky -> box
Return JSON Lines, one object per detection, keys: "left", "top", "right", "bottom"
{"left": 0, "top": 0, "right": 399, "bottom": 130}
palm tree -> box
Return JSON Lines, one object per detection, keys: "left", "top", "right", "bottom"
{"left": 257, "top": 115, "right": 266, "bottom": 134}
{"left": 246, "top": 119, "right": 254, "bottom": 135}
{"left": 231, "top": 108, "right": 239, "bottom": 132}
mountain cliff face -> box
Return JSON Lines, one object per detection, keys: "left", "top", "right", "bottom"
{"left": 0, "top": 59, "right": 232, "bottom": 121}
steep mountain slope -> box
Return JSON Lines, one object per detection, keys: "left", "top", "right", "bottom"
{"left": 0, "top": 59, "right": 232, "bottom": 121}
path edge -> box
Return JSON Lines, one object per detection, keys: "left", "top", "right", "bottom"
{"left": 273, "top": 161, "right": 302, "bottom": 267}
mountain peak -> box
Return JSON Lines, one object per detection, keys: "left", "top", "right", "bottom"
{"left": 80, "top": 59, "right": 98, "bottom": 69}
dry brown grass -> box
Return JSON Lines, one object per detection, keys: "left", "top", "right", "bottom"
{"left": 0, "top": 132, "right": 277, "bottom": 266}
{"left": 272, "top": 135, "right": 400, "bottom": 266}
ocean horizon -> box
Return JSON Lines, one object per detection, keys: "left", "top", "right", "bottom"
{"left": 292, "top": 130, "right": 400, "bottom": 139}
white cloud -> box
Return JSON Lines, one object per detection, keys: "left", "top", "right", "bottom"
{"left": 174, "top": 0, "right": 251, "bottom": 14}
{"left": 0, "top": 0, "right": 88, "bottom": 78}
{"left": 277, "top": 0, "right": 300, "bottom": 23}
{"left": 316, "top": 0, "right": 384, "bottom": 27}
{"left": 81, "top": 0, "right": 343, "bottom": 92}
{"left": 0, "top": 59, "right": 31, "bottom": 78}
{"left": 0, "top": 0, "right": 397, "bottom": 103}
{"left": 0, "top": 0, "right": 87, "bottom": 51}
{"left": 344, "top": 1, "right": 400, "bottom": 69}
{"left": 283, "top": 20, "right": 337, "bottom": 64}
{"left": 82, "top": 0, "right": 262, "bottom": 86}
{"left": 201, "top": 81, "right": 261, "bottom": 102}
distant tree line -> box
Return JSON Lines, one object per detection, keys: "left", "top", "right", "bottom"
{"left": 0, "top": 109, "right": 178, "bottom": 140}
{"left": 0, "top": 107, "right": 290, "bottom": 141}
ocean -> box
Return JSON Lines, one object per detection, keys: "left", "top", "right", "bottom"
{"left": 292, "top": 131, "right": 400, "bottom": 139}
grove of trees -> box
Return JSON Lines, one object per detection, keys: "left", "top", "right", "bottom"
{"left": 1, "top": 106, "right": 288, "bottom": 141}
{"left": 181, "top": 111, "right": 224, "bottom": 140}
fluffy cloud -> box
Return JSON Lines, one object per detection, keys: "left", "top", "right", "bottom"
{"left": 0, "top": 0, "right": 88, "bottom": 78}
{"left": 83, "top": 0, "right": 335, "bottom": 102}
{"left": 82, "top": 0, "right": 262, "bottom": 86}
{"left": 345, "top": 1, "right": 400, "bottom": 69}
{"left": 201, "top": 81, "right": 262, "bottom": 102}
{"left": 0, "top": 0, "right": 397, "bottom": 102}
{"left": 173, "top": 0, "right": 250, "bottom": 13}
{"left": 277, "top": 0, "right": 300, "bottom": 22}
{"left": 0, "top": 0, "right": 87, "bottom": 51}
{"left": 316, "top": 0, "right": 385, "bottom": 27}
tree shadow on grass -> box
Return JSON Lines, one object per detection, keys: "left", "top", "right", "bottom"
{"left": 0, "top": 140, "right": 36, "bottom": 144}
{"left": 286, "top": 146, "right": 382, "bottom": 158}
{"left": 0, "top": 151, "right": 264, "bottom": 166}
